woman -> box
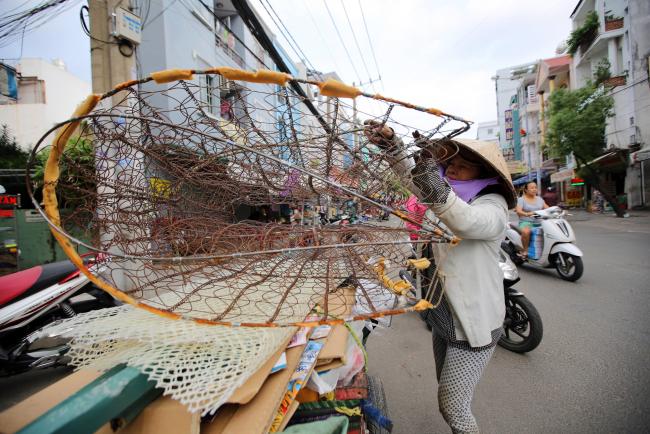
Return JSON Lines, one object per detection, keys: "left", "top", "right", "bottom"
{"left": 365, "top": 120, "right": 516, "bottom": 434}
{"left": 515, "top": 181, "right": 548, "bottom": 258}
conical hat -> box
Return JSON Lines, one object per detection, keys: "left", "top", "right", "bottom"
{"left": 439, "top": 138, "right": 517, "bottom": 209}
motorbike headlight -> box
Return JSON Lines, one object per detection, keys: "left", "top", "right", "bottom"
{"left": 498, "top": 250, "right": 519, "bottom": 281}
{"left": 499, "top": 262, "right": 519, "bottom": 281}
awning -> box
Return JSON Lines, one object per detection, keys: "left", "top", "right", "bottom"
{"left": 512, "top": 170, "right": 545, "bottom": 186}
{"left": 585, "top": 148, "right": 628, "bottom": 172}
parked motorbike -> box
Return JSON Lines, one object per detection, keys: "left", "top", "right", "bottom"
{"left": 0, "top": 254, "right": 118, "bottom": 375}
{"left": 497, "top": 246, "right": 543, "bottom": 353}
{"left": 412, "top": 244, "right": 543, "bottom": 353}
{"left": 503, "top": 206, "right": 584, "bottom": 281}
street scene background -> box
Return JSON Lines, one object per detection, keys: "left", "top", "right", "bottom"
{"left": 367, "top": 210, "right": 650, "bottom": 433}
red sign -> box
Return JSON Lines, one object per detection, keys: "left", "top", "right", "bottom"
{"left": 0, "top": 209, "right": 14, "bottom": 218}
{"left": 0, "top": 195, "right": 17, "bottom": 205}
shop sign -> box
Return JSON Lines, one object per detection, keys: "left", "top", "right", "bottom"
{"left": 505, "top": 110, "right": 513, "bottom": 141}
{"left": 631, "top": 149, "right": 650, "bottom": 163}
{"left": 550, "top": 168, "right": 574, "bottom": 183}
{"left": 0, "top": 195, "right": 18, "bottom": 206}
{"left": 566, "top": 188, "right": 583, "bottom": 207}
{"left": 570, "top": 178, "right": 585, "bottom": 186}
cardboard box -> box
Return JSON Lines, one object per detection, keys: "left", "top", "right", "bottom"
{"left": 203, "top": 344, "right": 307, "bottom": 434}
{"left": 315, "top": 324, "right": 349, "bottom": 372}
{"left": 0, "top": 369, "right": 199, "bottom": 434}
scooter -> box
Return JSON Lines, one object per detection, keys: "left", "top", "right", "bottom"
{"left": 412, "top": 244, "right": 543, "bottom": 353}
{"left": 503, "top": 206, "right": 584, "bottom": 282}
{"left": 0, "top": 254, "right": 118, "bottom": 375}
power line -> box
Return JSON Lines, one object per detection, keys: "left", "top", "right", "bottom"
{"left": 322, "top": 0, "right": 362, "bottom": 85}
{"left": 257, "top": 0, "right": 315, "bottom": 73}
{"left": 79, "top": 5, "right": 119, "bottom": 45}
{"left": 340, "top": 0, "right": 374, "bottom": 91}
{"left": 0, "top": 0, "right": 80, "bottom": 48}
{"left": 299, "top": 0, "right": 343, "bottom": 76}
{"left": 358, "top": 0, "right": 382, "bottom": 89}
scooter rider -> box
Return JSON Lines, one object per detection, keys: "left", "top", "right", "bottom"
{"left": 364, "top": 120, "right": 516, "bottom": 434}
{"left": 515, "top": 181, "right": 549, "bottom": 259}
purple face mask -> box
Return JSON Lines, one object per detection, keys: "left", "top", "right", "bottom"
{"left": 440, "top": 166, "right": 499, "bottom": 203}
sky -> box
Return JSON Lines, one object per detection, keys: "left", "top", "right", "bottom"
{"left": 0, "top": 0, "right": 577, "bottom": 137}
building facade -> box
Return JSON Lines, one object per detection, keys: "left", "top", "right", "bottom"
{"left": 569, "top": 0, "right": 650, "bottom": 208}
{"left": 493, "top": 61, "right": 538, "bottom": 181}
{"left": 535, "top": 55, "right": 575, "bottom": 203}
{"left": 476, "top": 120, "right": 499, "bottom": 143}
{"left": 0, "top": 58, "right": 91, "bottom": 151}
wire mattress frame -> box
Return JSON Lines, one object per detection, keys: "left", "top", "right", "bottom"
{"left": 27, "top": 67, "right": 470, "bottom": 327}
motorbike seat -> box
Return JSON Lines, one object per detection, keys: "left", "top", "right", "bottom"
{"left": 0, "top": 260, "right": 79, "bottom": 307}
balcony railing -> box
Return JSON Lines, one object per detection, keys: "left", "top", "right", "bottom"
{"left": 605, "top": 17, "right": 624, "bottom": 31}
{"left": 604, "top": 75, "right": 627, "bottom": 88}
{"left": 215, "top": 35, "right": 245, "bottom": 68}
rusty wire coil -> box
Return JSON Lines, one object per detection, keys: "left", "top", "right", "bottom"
{"left": 26, "top": 67, "right": 470, "bottom": 327}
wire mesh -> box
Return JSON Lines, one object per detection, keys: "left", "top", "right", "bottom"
{"left": 27, "top": 68, "right": 470, "bottom": 327}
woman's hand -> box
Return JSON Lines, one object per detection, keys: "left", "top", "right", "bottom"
{"left": 363, "top": 119, "right": 398, "bottom": 153}
{"left": 411, "top": 158, "right": 451, "bottom": 205}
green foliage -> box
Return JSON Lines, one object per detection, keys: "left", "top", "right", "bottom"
{"left": 32, "top": 136, "right": 96, "bottom": 211}
{"left": 593, "top": 58, "right": 612, "bottom": 85}
{"left": 567, "top": 11, "right": 599, "bottom": 56}
{"left": 0, "top": 124, "right": 29, "bottom": 169}
{"left": 545, "top": 84, "right": 614, "bottom": 164}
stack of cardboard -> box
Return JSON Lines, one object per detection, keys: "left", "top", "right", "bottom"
{"left": 0, "top": 290, "right": 383, "bottom": 434}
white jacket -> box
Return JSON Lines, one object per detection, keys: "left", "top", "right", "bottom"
{"left": 389, "top": 149, "right": 507, "bottom": 347}
{"left": 430, "top": 191, "right": 507, "bottom": 347}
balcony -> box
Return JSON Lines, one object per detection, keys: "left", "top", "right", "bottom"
{"left": 603, "top": 75, "right": 627, "bottom": 88}
{"left": 604, "top": 17, "right": 624, "bottom": 31}
{"left": 215, "top": 34, "right": 245, "bottom": 68}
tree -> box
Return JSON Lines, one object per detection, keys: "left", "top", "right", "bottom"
{"left": 545, "top": 84, "right": 626, "bottom": 216}
{"left": 0, "top": 124, "right": 29, "bottom": 169}
{"left": 32, "top": 136, "right": 97, "bottom": 226}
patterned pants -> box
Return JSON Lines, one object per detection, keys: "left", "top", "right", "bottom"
{"left": 433, "top": 335, "right": 496, "bottom": 434}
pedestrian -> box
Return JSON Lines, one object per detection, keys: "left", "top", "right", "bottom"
{"left": 404, "top": 194, "right": 428, "bottom": 241}
{"left": 515, "top": 181, "right": 549, "bottom": 259}
{"left": 542, "top": 186, "right": 558, "bottom": 207}
{"left": 364, "top": 120, "right": 516, "bottom": 434}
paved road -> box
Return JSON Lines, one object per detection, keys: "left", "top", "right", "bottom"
{"left": 366, "top": 210, "right": 650, "bottom": 433}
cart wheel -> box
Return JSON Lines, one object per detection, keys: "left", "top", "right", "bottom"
{"left": 366, "top": 375, "right": 392, "bottom": 434}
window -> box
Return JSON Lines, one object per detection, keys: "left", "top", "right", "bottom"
{"left": 200, "top": 75, "right": 218, "bottom": 116}
{"left": 526, "top": 85, "right": 538, "bottom": 104}
{"left": 256, "top": 42, "right": 265, "bottom": 69}
{"left": 18, "top": 78, "right": 45, "bottom": 104}
{"left": 487, "top": 128, "right": 493, "bottom": 135}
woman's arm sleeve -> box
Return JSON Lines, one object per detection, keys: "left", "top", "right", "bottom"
{"left": 431, "top": 193, "right": 507, "bottom": 240}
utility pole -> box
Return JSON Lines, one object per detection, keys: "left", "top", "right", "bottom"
{"left": 87, "top": 1, "right": 140, "bottom": 290}
{"left": 89, "top": 0, "right": 138, "bottom": 95}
